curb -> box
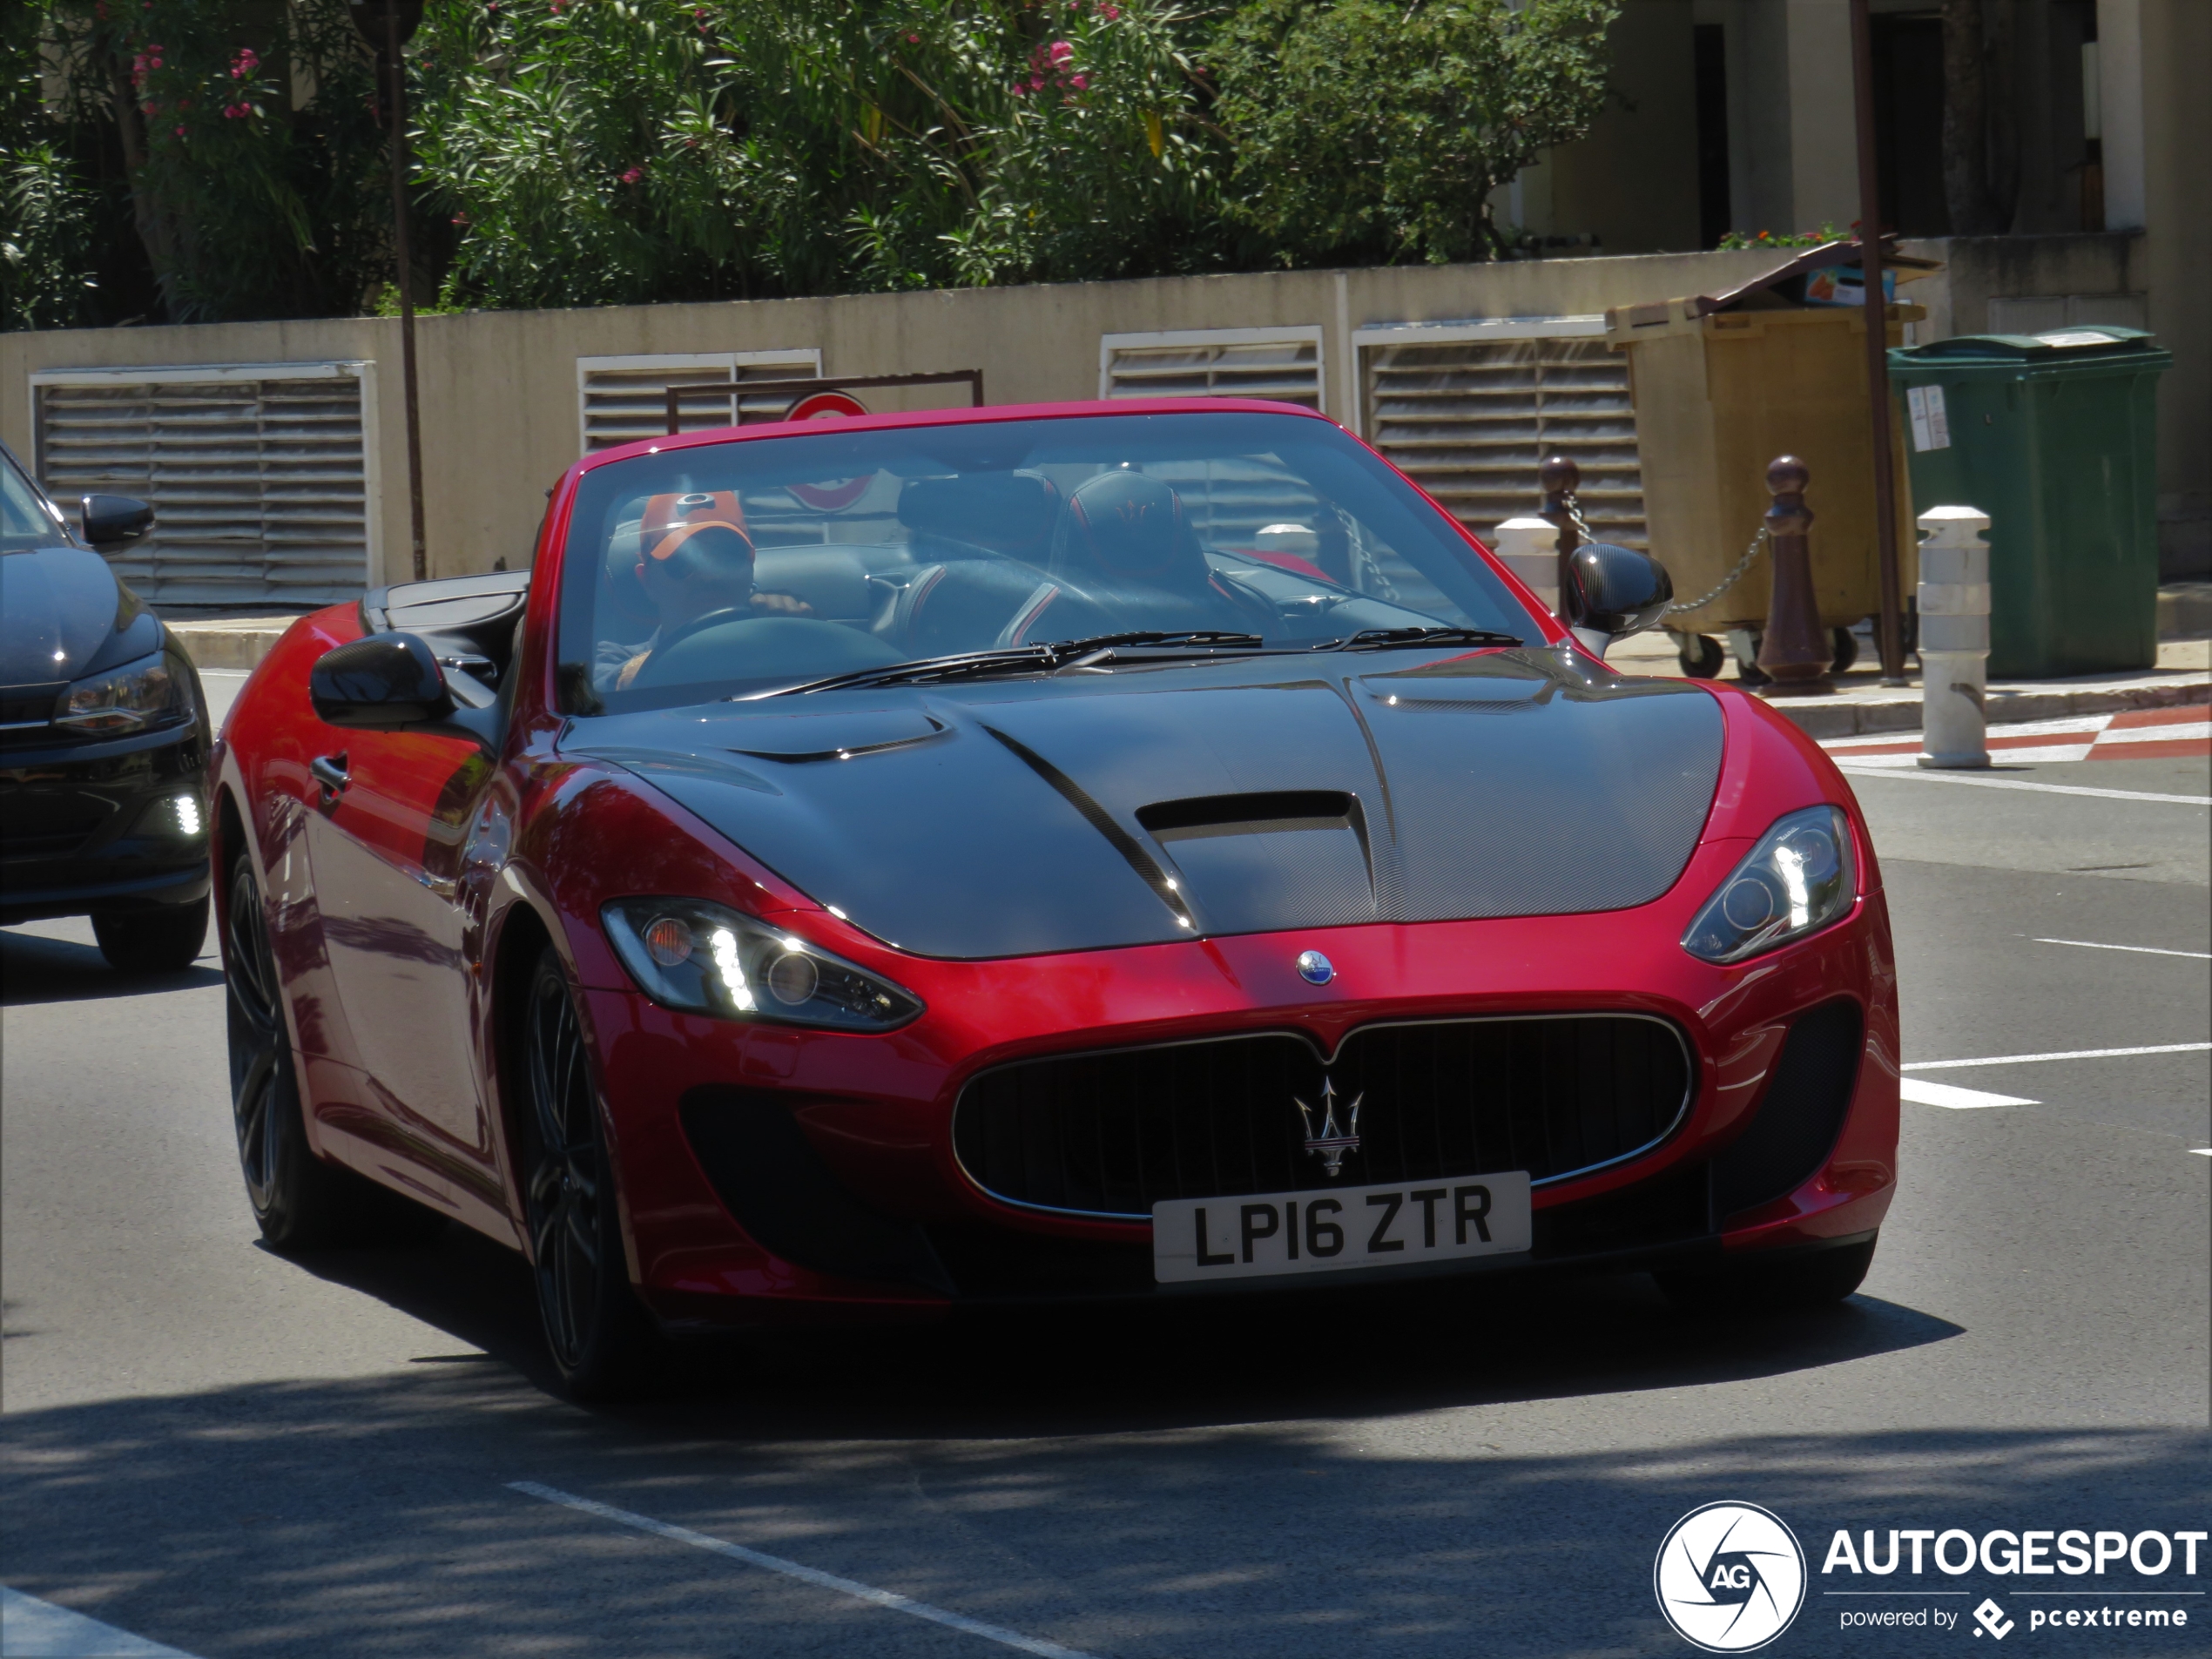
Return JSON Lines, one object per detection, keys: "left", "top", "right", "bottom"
{"left": 1767, "top": 675, "right": 2211, "bottom": 740}
{"left": 167, "top": 617, "right": 299, "bottom": 672}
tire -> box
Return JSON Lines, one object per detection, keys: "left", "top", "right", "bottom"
{"left": 93, "top": 896, "right": 209, "bottom": 973}
{"left": 517, "top": 946, "right": 656, "bottom": 1399}
{"left": 1830, "top": 626, "right": 1860, "bottom": 675}
{"left": 1676, "top": 633, "right": 1726, "bottom": 679}
{"left": 1654, "top": 1237, "right": 1877, "bottom": 1314}
{"left": 224, "top": 853, "right": 445, "bottom": 1251}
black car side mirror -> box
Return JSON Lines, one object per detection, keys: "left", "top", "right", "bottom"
{"left": 310, "top": 632, "right": 455, "bottom": 729}
{"left": 81, "top": 494, "right": 154, "bottom": 548}
{"left": 1562, "top": 542, "right": 1674, "bottom": 639}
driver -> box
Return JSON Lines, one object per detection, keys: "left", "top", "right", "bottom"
{"left": 597, "top": 492, "right": 809, "bottom": 691}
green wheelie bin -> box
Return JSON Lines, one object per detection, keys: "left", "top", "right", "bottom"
{"left": 1887, "top": 326, "right": 2171, "bottom": 678}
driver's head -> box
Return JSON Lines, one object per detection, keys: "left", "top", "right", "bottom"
{"left": 637, "top": 491, "right": 755, "bottom": 625}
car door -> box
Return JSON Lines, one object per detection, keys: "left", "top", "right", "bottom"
{"left": 302, "top": 725, "right": 497, "bottom": 1161}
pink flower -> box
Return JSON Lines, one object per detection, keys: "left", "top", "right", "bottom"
{"left": 452, "top": 212, "right": 470, "bottom": 226}
{"left": 231, "top": 46, "right": 259, "bottom": 78}
{"left": 1099, "top": 3, "right": 1118, "bottom": 17}
{"left": 905, "top": 30, "right": 918, "bottom": 41}
{"left": 173, "top": 124, "right": 185, "bottom": 137}
{"left": 620, "top": 165, "right": 644, "bottom": 184}
{"left": 1028, "top": 73, "right": 1044, "bottom": 90}
{"left": 142, "top": 100, "right": 157, "bottom": 114}
{"left": 1049, "top": 39, "right": 1072, "bottom": 63}
{"left": 1069, "top": 72, "right": 1087, "bottom": 88}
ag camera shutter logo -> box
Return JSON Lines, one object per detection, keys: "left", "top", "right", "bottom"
{"left": 1655, "top": 1501, "right": 1808, "bottom": 1652}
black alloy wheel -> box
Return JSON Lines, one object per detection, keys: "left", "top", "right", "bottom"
{"left": 93, "top": 895, "right": 210, "bottom": 973}
{"left": 519, "top": 946, "right": 653, "bottom": 1399}
{"left": 224, "top": 851, "right": 442, "bottom": 1251}
{"left": 1653, "top": 1235, "right": 1878, "bottom": 1314}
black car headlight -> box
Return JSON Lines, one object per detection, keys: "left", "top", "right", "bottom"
{"left": 55, "top": 651, "right": 192, "bottom": 735}
{"left": 1681, "top": 805, "right": 1857, "bottom": 965}
{"left": 602, "top": 897, "right": 923, "bottom": 1032}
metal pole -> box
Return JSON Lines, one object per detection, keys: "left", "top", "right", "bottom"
{"left": 386, "top": 3, "right": 426, "bottom": 583}
{"left": 1850, "top": 0, "right": 1907, "bottom": 684}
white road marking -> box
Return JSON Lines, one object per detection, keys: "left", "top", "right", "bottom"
{"left": 1904, "top": 1042, "right": 2212, "bottom": 1070}
{"left": 2192, "top": 1150, "right": 2212, "bottom": 1157}
{"left": 508, "top": 1481, "right": 1099, "bottom": 1659}
{"left": 1839, "top": 745, "right": 2093, "bottom": 768}
{"left": 1901, "top": 1079, "right": 2040, "bottom": 1109}
{"left": 2101, "top": 720, "right": 2212, "bottom": 745}
{"left": 1836, "top": 767, "right": 2211, "bottom": 806}
{"left": 1, "top": 1587, "right": 199, "bottom": 1657}
{"left": 2033, "top": 937, "right": 2212, "bottom": 961}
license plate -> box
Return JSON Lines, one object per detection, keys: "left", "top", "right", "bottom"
{"left": 1152, "top": 1173, "right": 1533, "bottom": 1285}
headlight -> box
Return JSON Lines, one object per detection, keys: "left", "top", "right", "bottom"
{"left": 55, "top": 651, "right": 192, "bottom": 735}
{"left": 1681, "top": 805, "right": 1857, "bottom": 965}
{"left": 602, "top": 897, "right": 923, "bottom": 1032}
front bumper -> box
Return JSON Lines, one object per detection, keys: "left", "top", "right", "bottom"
{"left": 0, "top": 719, "right": 211, "bottom": 924}
{"left": 572, "top": 849, "right": 1900, "bottom": 1326}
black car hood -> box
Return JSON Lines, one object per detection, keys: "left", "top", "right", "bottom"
{"left": 0, "top": 544, "right": 145, "bottom": 685}
{"left": 566, "top": 649, "right": 1725, "bottom": 960}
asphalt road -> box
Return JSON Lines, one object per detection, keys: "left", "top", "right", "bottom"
{"left": 3, "top": 670, "right": 2206, "bottom": 1659}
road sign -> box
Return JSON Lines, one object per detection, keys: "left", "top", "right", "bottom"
{"left": 786, "top": 391, "right": 871, "bottom": 510}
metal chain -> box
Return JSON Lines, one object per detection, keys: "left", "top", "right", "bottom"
{"left": 1665, "top": 525, "right": 1771, "bottom": 617}
{"left": 1561, "top": 491, "right": 1596, "bottom": 548}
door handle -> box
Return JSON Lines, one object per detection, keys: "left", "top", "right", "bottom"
{"left": 311, "top": 752, "right": 349, "bottom": 806}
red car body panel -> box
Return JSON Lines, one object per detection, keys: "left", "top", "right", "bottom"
{"left": 210, "top": 398, "right": 1898, "bottom": 1324}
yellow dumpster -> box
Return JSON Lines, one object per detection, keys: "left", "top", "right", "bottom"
{"left": 1605, "top": 243, "right": 1935, "bottom": 676}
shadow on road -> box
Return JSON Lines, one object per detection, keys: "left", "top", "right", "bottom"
{"left": 273, "top": 1219, "right": 1966, "bottom": 1441}
{"left": 0, "top": 924, "right": 221, "bottom": 1005}
{"left": 2, "top": 1364, "right": 2204, "bottom": 1659}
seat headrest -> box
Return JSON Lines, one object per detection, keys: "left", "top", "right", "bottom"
{"left": 898, "top": 472, "right": 1060, "bottom": 557}
{"left": 1051, "top": 471, "right": 1207, "bottom": 593}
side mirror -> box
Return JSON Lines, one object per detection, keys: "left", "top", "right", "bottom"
{"left": 310, "top": 632, "right": 455, "bottom": 729}
{"left": 1563, "top": 542, "right": 1674, "bottom": 640}
{"left": 81, "top": 495, "right": 154, "bottom": 548}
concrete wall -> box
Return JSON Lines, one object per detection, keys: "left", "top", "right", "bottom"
{"left": 2, "top": 249, "right": 1778, "bottom": 590}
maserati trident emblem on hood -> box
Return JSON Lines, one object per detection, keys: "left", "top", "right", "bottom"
{"left": 1295, "top": 1077, "right": 1363, "bottom": 1177}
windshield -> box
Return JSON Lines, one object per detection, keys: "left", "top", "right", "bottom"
{"left": 1, "top": 448, "right": 68, "bottom": 554}
{"left": 556, "top": 410, "right": 1534, "bottom": 713}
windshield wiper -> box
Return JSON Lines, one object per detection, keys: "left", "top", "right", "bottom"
{"left": 1330, "top": 625, "right": 1524, "bottom": 651}
{"left": 753, "top": 630, "right": 1271, "bottom": 698}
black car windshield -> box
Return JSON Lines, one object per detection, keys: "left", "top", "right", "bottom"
{"left": 1, "top": 448, "right": 66, "bottom": 554}
{"left": 556, "top": 409, "right": 1534, "bottom": 713}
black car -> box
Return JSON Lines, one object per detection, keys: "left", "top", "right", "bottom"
{"left": 1, "top": 441, "right": 213, "bottom": 970}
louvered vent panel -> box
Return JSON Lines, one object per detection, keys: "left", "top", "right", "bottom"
{"left": 1364, "top": 338, "right": 1647, "bottom": 550}
{"left": 1103, "top": 338, "right": 1322, "bottom": 408}
{"left": 36, "top": 375, "right": 369, "bottom": 604}
{"left": 580, "top": 355, "right": 820, "bottom": 451}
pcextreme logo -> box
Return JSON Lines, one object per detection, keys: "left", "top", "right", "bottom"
{"left": 1656, "top": 1502, "right": 1809, "bottom": 1653}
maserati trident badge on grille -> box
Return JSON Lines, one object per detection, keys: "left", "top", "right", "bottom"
{"left": 1296, "top": 949, "right": 1334, "bottom": 986}
{"left": 1295, "top": 1077, "right": 1363, "bottom": 1177}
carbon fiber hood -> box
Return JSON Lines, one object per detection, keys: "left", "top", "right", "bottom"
{"left": 566, "top": 648, "right": 1724, "bottom": 960}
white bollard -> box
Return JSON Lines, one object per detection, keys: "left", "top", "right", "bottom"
{"left": 1916, "top": 505, "right": 1992, "bottom": 769}
{"left": 1492, "top": 517, "right": 1561, "bottom": 615}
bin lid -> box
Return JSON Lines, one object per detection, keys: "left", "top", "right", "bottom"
{"left": 1892, "top": 325, "right": 2161, "bottom": 362}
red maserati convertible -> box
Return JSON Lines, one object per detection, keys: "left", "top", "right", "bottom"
{"left": 212, "top": 399, "right": 1897, "bottom": 1396}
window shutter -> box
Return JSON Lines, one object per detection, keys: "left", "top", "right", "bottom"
{"left": 1099, "top": 328, "right": 1325, "bottom": 409}
{"left": 32, "top": 366, "right": 374, "bottom": 606}
{"left": 1360, "top": 327, "right": 1649, "bottom": 551}
{"left": 577, "top": 351, "right": 823, "bottom": 453}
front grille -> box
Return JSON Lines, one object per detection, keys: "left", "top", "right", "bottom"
{"left": 954, "top": 1016, "right": 1693, "bottom": 1219}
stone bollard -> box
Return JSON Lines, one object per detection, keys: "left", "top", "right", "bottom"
{"left": 1754, "top": 456, "right": 1835, "bottom": 696}
{"left": 1915, "top": 505, "right": 1992, "bottom": 768}
{"left": 1492, "top": 516, "right": 1561, "bottom": 615}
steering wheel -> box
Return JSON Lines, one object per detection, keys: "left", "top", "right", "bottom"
{"left": 650, "top": 606, "right": 753, "bottom": 659}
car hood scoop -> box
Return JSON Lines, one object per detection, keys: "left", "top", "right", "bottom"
{"left": 567, "top": 650, "right": 1724, "bottom": 960}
